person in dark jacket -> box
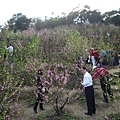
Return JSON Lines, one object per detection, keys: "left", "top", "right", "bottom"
{"left": 33, "top": 69, "right": 45, "bottom": 113}
{"left": 113, "top": 52, "right": 119, "bottom": 66}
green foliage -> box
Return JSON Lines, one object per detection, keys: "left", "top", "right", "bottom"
{"left": 114, "top": 72, "right": 120, "bottom": 89}
{"left": 7, "top": 13, "right": 31, "bottom": 32}
{"left": 0, "top": 24, "right": 120, "bottom": 119}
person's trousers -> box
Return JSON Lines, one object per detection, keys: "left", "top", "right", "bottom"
{"left": 91, "top": 56, "right": 95, "bottom": 66}
{"left": 85, "top": 85, "right": 96, "bottom": 114}
{"left": 100, "top": 77, "right": 113, "bottom": 101}
{"left": 9, "top": 54, "right": 14, "bottom": 63}
{"left": 34, "top": 94, "right": 44, "bottom": 111}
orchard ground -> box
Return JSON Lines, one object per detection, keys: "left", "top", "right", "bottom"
{"left": 11, "top": 66, "right": 120, "bottom": 120}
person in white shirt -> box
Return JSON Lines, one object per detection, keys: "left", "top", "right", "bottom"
{"left": 5, "top": 44, "right": 14, "bottom": 63}
{"left": 81, "top": 66, "right": 96, "bottom": 116}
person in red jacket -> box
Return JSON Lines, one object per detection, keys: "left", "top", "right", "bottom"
{"left": 93, "top": 48, "right": 99, "bottom": 63}
{"left": 89, "top": 48, "right": 95, "bottom": 67}
{"left": 92, "top": 66, "right": 113, "bottom": 103}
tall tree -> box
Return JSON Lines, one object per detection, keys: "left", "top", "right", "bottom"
{"left": 87, "top": 10, "right": 102, "bottom": 23}
{"left": 7, "top": 13, "right": 31, "bottom": 32}
{"left": 102, "top": 10, "right": 119, "bottom": 25}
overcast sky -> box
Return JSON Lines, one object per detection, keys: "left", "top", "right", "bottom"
{"left": 0, "top": 0, "right": 119, "bottom": 25}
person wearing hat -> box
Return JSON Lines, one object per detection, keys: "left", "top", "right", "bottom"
{"left": 81, "top": 67, "right": 96, "bottom": 116}
{"left": 92, "top": 66, "right": 113, "bottom": 103}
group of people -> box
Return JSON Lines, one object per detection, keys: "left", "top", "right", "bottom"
{"left": 81, "top": 66, "right": 114, "bottom": 116}
{"left": 4, "top": 44, "right": 116, "bottom": 115}
{"left": 88, "top": 48, "right": 99, "bottom": 67}
{"left": 80, "top": 47, "right": 116, "bottom": 116}
{"left": 87, "top": 47, "right": 120, "bottom": 68}
{"left": 33, "top": 65, "right": 114, "bottom": 116}
{"left": 76, "top": 48, "right": 116, "bottom": 116}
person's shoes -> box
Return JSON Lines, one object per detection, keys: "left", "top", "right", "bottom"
{"left": 110, "top": 95, "right": 115, "bottom": 101}
{"left": 103, "top": 100, "right": 108, "bottom": 103}
{"left": 92, "top": 112, "right": 96, "bottom": 114}
{"left": 85, "top": 112, "right": 92, "bottom": 116}
{"left": 33, "top": 108, "right": 37, "bottom": 113}
{"left": 40, "top": 108, "right": 45, "bottom": 111}
{"left": 110, "top": 97, "right": 115, "bottom": 101}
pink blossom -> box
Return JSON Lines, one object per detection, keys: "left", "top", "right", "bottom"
{"left": 24, "top": 86, "right": 28, "bottom": 90}
{"left": 47, "top": 74, "right": 50, "bottom": 78}
{"left": 1, "top": 86, "right": 4, "bottom": 90}
{"left": 4, "top": 96, "right": 7, "bottom": 100}
{"left": 48, "top": 90, "right": 53, "bottom": 94}
{"left": 6, "top": 115, "right": 9, "bottom": 118}
{"left": 45, "top": 96, "right": 49, "bottom": 102}
{"left": 45, "top": 96, "right": 48, "bottom": 99}
{"left": 10, "top": 106, "right": 13, "bottom": 108}
{"left": 105, "top": 115, "right": 109, "bottom": 119}
{"left": 63, "top": 77, "right": 67, "bottom": 85}
{"left": 55, "top": 75, "right": 60, "bottom": 80}
{"left": 17, "top": 41, "right": 22, "bottom": 46}
{"left": 15, "top": 102, "right": 18, "bottom": 106}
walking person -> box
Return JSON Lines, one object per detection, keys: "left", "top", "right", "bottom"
{"left": 5, "top": 44, "right": 14, "bottom": 63}
{"left": 92, "top": 66, "right": 114, "bottom": 103}
{"left": 33, "top": 69, "right": 46, "bottom": 113}
{"left": 81, "top": 67, "right": 96, "bottom": 116}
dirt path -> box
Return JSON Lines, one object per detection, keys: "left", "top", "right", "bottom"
{"left": 108, "top": 68, "right": 120, "bottom": 74}
{"left": 17, "top": 93, "right": 120, "bottom": 120}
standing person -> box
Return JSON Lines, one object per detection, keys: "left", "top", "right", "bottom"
{"left": 90, "top": 48, "right": 95, "bottom": 67}
{"left": 96, "top": 57, "right": 103, "bottom": 68}
{"left": 113, "top": 51, "right": 119, "bottom": 66}
{"left": 101, "top": 50, "right": 107, "bottom": 58}
{"left": 33, "top": 69, "right": 45, "bottom": 113}
{"left": 92, "top": 66, "right": 114, "bottom": 103}
{"left": 5, "top": 44, "right": 14, "bottom": 63}
{"left": 93, "top": 48, "right": 99, "bottom": 64}
{"left": 81, "top": 67, "right": 96, "bottom": 116}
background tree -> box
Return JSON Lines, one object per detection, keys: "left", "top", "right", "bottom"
{"left": 7, "top": 13, "right": 31, "bottom": 32}
{"left": 87, "top": 10, "right": 102, "bottom": 23}
{"left": 102, "top": 9, "right": 120, "bottom": 25}
{"left": 110, "top": 15, "right": 120, "bottom": 26}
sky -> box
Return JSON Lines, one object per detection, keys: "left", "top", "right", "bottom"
{"left": 0, "top": 0, "right": 120, "bottom": 25}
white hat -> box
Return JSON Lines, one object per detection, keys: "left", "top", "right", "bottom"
{"left": 93, "top": 66, "right": 97, "bottom": 69}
